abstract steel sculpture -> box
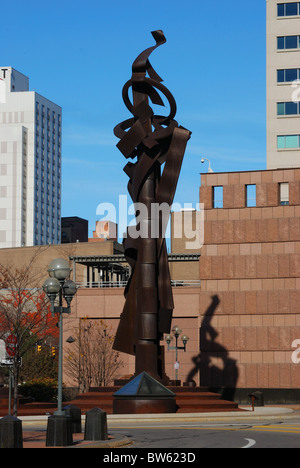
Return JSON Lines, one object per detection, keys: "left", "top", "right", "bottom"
{"left": 113, "top": 30, "right": 191, "bottom": 383}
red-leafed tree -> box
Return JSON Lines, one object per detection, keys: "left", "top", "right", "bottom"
{"left": 0, "top": 251, "right": 58, "bottom": 416}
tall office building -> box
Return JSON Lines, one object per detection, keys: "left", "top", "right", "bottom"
{"left": 267, "top": 0, "right": 300, "bottom": 169}
{"left": 0, "top": 67, "right": 61, "bottom": 248}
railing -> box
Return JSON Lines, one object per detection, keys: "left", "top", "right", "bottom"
{"left": 171, "top": 280, "right": 201, "bottom": 287}
{"left": 76, "top": 280, "right": 201, "bottom": 289}
{"left": 76, "top": 281, "right": 128, "bottom": 289}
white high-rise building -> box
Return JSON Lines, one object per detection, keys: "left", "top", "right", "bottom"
{"left": 267, "top": 0, "right": 300, "bottom": 169}
{"left": 0, "top": 67, "right": 61, "bottom": 248}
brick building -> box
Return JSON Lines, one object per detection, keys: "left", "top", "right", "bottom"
{"left": 199, "top": 168, "right": 300, "bottom": 402}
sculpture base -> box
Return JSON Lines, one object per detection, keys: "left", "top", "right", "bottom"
{"left": 113, "top": 397, "right": 176, "bottom": 414}
{"left": 113, "top": 371, "right": 176, "bottom": 414}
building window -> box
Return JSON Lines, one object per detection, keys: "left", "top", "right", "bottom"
{"left": 277, "top": 35, "right": 300, "bottom": 49}
{"left": 277, "top": 101, "right": 299, "bottom": 115}
{"left": 278, "top": 2, "right": 300, "bottom": 17}
{"left": 277, "top": 68, "right": 299, "bottom": 82}
{"left": 279, "top": 182, "right": 289, "bottom": 205}
{"left": 277, "top": 135, "right": 300, "bottom": 148}
{"left": 246, "top": 185, "right": 256, "bottom": 207}
{"left": 213, "top": 186, "right": 223, "bottom": 209}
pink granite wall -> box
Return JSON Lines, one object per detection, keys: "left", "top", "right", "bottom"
{"left": 199, "top": 169, "right": 300, "bottom": 390}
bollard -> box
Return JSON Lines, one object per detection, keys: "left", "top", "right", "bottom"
{"left": 63, "top": 404, "right": 82, "bottom": 433}
{"left": 252, "top": 391, "right": 264, "bottom": 407}
{"left": 248, "top": 391, "right": 264, "bottom": 411}
{"left": 0, "top": 415, "right": 23, "bottom": 448}
{"left": 84, "top": 407, "right": 108, "bottom": 441}
{"left": 248, "top": 393, "right": 256, "bottom": 411}
{"left": 46, "top": 414, "right": 73, "bottom": 447}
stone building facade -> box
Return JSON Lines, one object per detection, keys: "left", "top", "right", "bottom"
{"left": 199, "top": 168, "right": 300, "bottom": 401}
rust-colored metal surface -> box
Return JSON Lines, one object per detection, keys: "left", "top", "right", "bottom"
{"left": 113, "top": 30, "right": 191, "bottom": 381}
{"left": 113, "top": 398, "right": 176, "bottom": 415}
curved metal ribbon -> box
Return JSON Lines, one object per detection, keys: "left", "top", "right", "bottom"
{"left": 113, "top": 31, "right": 191, "bottom": 357}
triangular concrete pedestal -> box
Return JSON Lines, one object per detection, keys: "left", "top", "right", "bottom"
{"left": 113, "top": 372, "right": 176, "bottom": 414}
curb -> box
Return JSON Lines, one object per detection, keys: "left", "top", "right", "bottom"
{"left": 20, "top": 406, "right": 296, "bottom": 426}
{"left": 68, "top": 435, "right": 133, "bottom": 449}
{"left": 106, "top": 407, "right": 296, "bottom": 423}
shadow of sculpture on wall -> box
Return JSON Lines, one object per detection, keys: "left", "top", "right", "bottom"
{"left": 187, "top": 295, "right": 238, "bottom": 401}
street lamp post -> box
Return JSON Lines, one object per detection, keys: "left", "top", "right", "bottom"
{"left": 43, "top": 258, "right": 77, "bottom": 447}
{"left": 200, "top": 157, "right": 214, "bottom": 173}
{"left": 165, "top": 325, "right": 189, "bottom": 383}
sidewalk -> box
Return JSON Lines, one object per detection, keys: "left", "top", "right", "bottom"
{"left": 18, "top": 405, "right": 297, "bottom": 448}
{"left": 21, "top": 431, "right": 132, "bottom": 449}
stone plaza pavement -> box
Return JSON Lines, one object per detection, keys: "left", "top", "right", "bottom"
{"left": 19, "top": 406, "right": 298, "bottom": 448}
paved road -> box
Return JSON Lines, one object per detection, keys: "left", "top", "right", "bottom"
{"left": 107, "top": 415, "right": 300, "bottom": 449}
{"left": 20, "top": 409, "right": 300, "bottom": 449}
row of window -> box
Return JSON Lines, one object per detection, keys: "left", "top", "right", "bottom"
{"left": 277, "top": 101, "right": 300, "bottom": 115}
{"left": 277, "top": 134, "right": 300, "bottom": 148}
{"left": 34, "top": 233, "right": 60, "bottom": 246}
{"left": 36, "top": 162, "right": 61, "bottom": 177}
{"left": 278, "top": 2, "right": 300, "bottom": 17}
{"left": 277, "top": 68, "right": 300, "bottom": 82}
{"left": 35, "top": 213, "right": 59, "bottom": 224}
{"left": 36, "top": 150, "right": 61, "bottom": 167}
{"left": 213, "top": 183, "right": 290, "bottom": 209}
{"left": 35, "top": 135, "right": 60, "bottom": 153}
{"left": 213, "top": 185, "right": 257, "bottom": 209}
{"left": 35, "top": 102, "right": 61, "bottom": 124}
{"left": 277, "top": 35, "right": 300, "bottom": 50}
{"left": 36, "top": 128, "right": 61, "bottom": 142}
{"left": 35, "top": 175, "right": 61, "bottom": 191}
{"left": 35, "top": 201, "right": 60, "bottom": 217}
{"left": 35, "top": 201, "right": 59, "bottom": 216}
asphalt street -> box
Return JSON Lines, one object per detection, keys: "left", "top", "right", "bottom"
{"left": 109, "top": 420, "right": 300, "bottom": 448}
{"left": 19, "top": 407, "right": 300, "bottom": 449}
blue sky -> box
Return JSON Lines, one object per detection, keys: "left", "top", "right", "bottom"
{"left": 1, "top": 0, "right": 266, "bottom": 237}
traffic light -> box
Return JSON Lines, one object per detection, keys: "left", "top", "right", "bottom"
{"left": 51, "top": 346, "right": 56, "bottom": 357}
{"left": 37, "top": 345, "right": 42, "bottom": 353}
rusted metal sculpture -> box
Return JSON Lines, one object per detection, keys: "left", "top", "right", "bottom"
{"left": 113, "top": 30, "right": 191, "bottom": 383}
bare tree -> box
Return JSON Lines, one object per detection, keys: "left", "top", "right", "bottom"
{"left": 0, "top": 250, "right": 58, "bottom": 416}
{"left": 65, "top": 318, "right": 124, "bottom": 392}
